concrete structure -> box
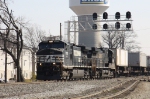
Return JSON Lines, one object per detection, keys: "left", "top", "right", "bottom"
{"left": 0, "top": 48, "right": 36, "bottom": 81}
{"left": 69, "top": 0, "right": 110, "bottom": 47}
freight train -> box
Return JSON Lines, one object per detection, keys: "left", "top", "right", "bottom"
{"left": 36, "top": 40, "right": 150, "bottom": 80}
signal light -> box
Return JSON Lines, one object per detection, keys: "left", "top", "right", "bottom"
{"left": 126, "top": 11, "right": 131, "bottom": 19}
{"left": 103, "top": 24, "right": 108, "bottom": 29}
{"left": 103, "top": 12, "right": 108, "bottom": 19}
{"left": 93, "top": 13, "right": 97, "bottom": 20}
{"left": 115, "top": 22, "right": 120, "bottom": 29}
{"left": 115, "top": 12, "right": 120, "bottom": 19}
{"left": 126, "top": 23, "right": 131, "bottom": 29}
{"left": 92, "top": 24, "right": 97, "bottom": 29}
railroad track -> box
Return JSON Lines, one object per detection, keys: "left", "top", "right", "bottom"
{"left": 72, "top": 78, "right": 141, "bottom": 99}
{"left": 0, "top": 76, "right": 147, "bottom": 99}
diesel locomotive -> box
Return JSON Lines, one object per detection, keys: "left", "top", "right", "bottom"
{"left": 36, "top": 40, "right": 116, "bottom": 80}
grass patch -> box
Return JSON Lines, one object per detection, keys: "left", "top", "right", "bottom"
{"left": 25, "top": 79, "right": 32, "bottom": 83}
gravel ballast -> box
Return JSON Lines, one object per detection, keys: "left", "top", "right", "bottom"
{"left": 124, "top": 81, "right": 150, "bottom": 99}
{"left": 0, "top": 77, "right": 136, "bottom": 99}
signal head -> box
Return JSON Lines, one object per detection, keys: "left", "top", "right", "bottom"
{"left": 126, "top": 23, "right": 131, "bottom": 29}
{"left": 115, "top": 22, "right": 120, "bottom": 29}
{"left": 92, "top": 24, "right": 97, "bottom": 29}
{"left": 93, "top": 13, "right": 97, "bottom": 20}
{"left": 115, "top": 12, "right": 120, "bottom": 19}
{"left": 126, "top": 11, "right": 131, "bottom": 19}
{"left": 103, "top": 12, "right": 108, "bottom": 19}
{"left": 103, "top": 24, "right": 108, "bottom": 29}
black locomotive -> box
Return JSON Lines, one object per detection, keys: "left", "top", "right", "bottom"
{"left": 36, "top": 40, "right": 116, "bottom": 80}
{"left": 36, "top": 40, "right": 150, "bottom": 80}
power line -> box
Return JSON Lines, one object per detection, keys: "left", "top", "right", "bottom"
{"left": 140, "top": 47, "right": 150, "bottom": 48}
{"left": 135, "top": 28, "right": 150, "bottom": 31}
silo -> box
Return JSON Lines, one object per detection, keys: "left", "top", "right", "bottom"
{"left": 69, "top": 0, "right": 110, "bottom": 47}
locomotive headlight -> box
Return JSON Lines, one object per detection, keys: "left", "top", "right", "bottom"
{"left": 49, "top": 41, "right": 53, "bottom": 43}
{"left": 40, "top": 63, "right": 42, "bottom": 66}
{"left": 53, "top": 63, "right": 56, "bottom": 65}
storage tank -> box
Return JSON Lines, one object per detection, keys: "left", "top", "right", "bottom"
{"left": 128, "top": 52, "right": 147, "bottom": 67}
{"left": 69, "top": 0, "right": 110, "bottom": 47}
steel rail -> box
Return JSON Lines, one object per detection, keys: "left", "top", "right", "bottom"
{"left": 72, "top": 77, "right": 141, "bottom": 99}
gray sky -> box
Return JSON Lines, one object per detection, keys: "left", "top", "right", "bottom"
{"left": 9, "top": 0, "right": 150, "bottom": 55}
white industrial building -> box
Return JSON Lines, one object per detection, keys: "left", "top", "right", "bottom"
{"left": 0, "top": 48, "right": 36, "bottom": 81}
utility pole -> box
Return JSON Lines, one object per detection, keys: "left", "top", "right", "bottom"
{"left": 60, "top": 23, "right": 62, "bottom": 40}
{"left": 5, "top": 52, "right": 7, "bottom": 83}
{"left": 108, "top": 32, "right": 111, "bottom": 48}
{"left": 32, "top": 48, "right": 36, "bottom": 76}
{"left": 17, "top": 31, "right": 20, "bottom": 82}
{"left": 122, "top": 31, "right": 125, "bottom": 49}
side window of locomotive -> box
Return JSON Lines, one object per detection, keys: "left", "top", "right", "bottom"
{"left": 51, "top": 43, "right": 64, "bottom": 48}
{"left": 39, "top": 42, "right": 65, "bottom": 50}
{"left": 87, "top": 52, "right": 92, "bottom": 58}
{"left": 39, "top": 44, "right": 50, "bottom": 50}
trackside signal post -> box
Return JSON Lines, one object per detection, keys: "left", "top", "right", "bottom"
{"left": 65, "top": 11, "right": 133, "bottom": 45}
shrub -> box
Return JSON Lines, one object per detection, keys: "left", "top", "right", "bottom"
{"left": 31, "top": 72, "right": 37, "bottom": 81}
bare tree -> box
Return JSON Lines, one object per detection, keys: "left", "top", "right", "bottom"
{"left": 102, "top": 31, "right": 122, "bottom": 48}
{"left": 22, "top": 25, "right": 47, "bottom": 76}
{"left": 0, "top": 0, "right": 25, "bottom": 82}
{"left": 102, "top": 28, "right": 140, "bottom": 51}
{"left": 24, "top": 25, "right": 46, "bottom": 48}
{"left": 23, "top": 25, "right": 62, "bottom": 49}
{"left": 119, "top": 31, "right": 140, "bottom": 51}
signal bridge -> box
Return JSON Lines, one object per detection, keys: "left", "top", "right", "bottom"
{"left": 65, "top": 12, "right": 133, "bottom": 44}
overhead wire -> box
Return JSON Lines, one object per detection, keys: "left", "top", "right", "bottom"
{"left": 134, "top": 28, "right": 150, "bottom": 31}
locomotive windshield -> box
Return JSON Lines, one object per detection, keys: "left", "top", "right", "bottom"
{"left": 39, "top": 41, "right": 66, "bottom": 50}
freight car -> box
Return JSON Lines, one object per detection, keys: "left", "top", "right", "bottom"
{"left": 111, "top": 48, "right": 128, "bottom": 76}
{"left": 36, "top": 40, "right": 115, "bottom": 80}
{"left": 146, "top": 56, "right": 150, "bottom": 74}
{"left": 128, "top": 52, "right": 147, "bottom": 75}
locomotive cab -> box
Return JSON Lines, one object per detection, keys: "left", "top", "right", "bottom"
{"left": 36, "top": 40, "right": 67, "bottom": 80}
